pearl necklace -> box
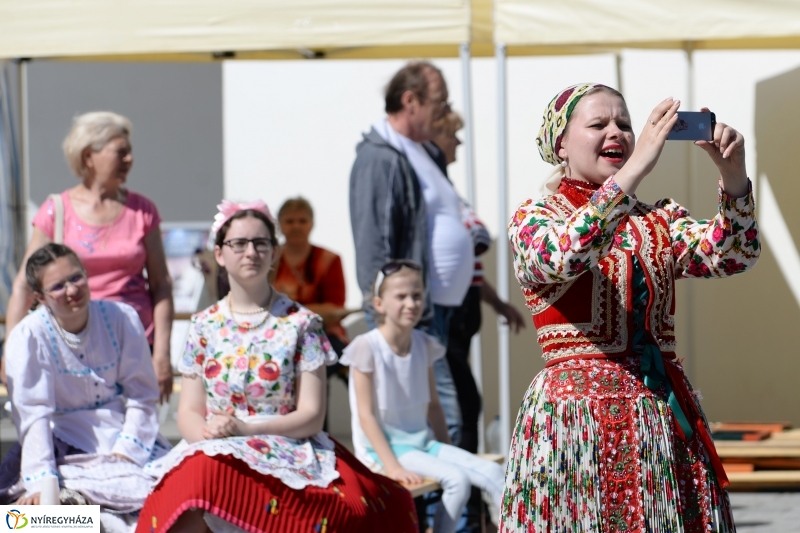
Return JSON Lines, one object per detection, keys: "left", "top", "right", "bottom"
{"left": 227, "top": 289, "right": 279, "bottom": 331}
{"left": 49, "top": 308, "right": 90, "bottom": 350}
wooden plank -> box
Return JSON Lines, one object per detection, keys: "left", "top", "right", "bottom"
{"left": 715, "top": 444, "right": 800, "bottom": 458}
{"left": 723, "top": 457, "right": 800, "bottom": 470}
{"left": 722, "top": 463, "right": 754, "bottom": 473}
{"left": 710, "top": 422, "right": 791, "bottom": 433}
{"left": 403, "top": 453, "right": 506, "bottom": 498}
{"left": 716, "top": 439, "right": 800, "bottom": 448}
{"left": 713, "top": 430, "right": 771, "bottom": 441}
{"left": 769, "top": 429, "right": 800, "bottom": 441}
{"left": 727, "top": 470, "right": 800, "bottom": 491}
{"left": 406, "top": 479, "right": 440, "bottom": 499}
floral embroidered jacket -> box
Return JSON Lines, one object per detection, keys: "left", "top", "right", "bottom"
{"left": 508, "top": 177, "right": 760, "bottom": 363}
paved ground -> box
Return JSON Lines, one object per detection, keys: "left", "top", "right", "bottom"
{"left": 3, "top": 412, "right": 800, "bottom": 530}
{"left": 729, "top": 492, "right": 800, "bottom": 533}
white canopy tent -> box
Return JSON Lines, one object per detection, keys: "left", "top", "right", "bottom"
{"left": 0, "top": 0, "right": 493, "bottom": 334}
{"left": 0, "top": 0, "right": 488, "bottom": 220}
{"left": 0, "top": 0, "right": 492, "bottom": 198}
{"left": 0, "top": 0, "right": 495, "bottom": 60}
{"left": 491, "top": 0, "right": 800, "bottom": 453}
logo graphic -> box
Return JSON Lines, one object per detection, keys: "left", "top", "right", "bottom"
{"left": 5, "top": 509, "right": 28, "bottom": 529}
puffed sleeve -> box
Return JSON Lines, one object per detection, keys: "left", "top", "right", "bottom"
{"left": 422, "top": 332, "right": 446, "bottom": 367}
{"left": 6, "top": 322, "right": 59, "bottom": 495}
{"left": 179, "top": 313, "right": 209, "bottom": 377}
{"left": 339, "top": 334, "right": 375, "bottom": 373}
{"left": 659, "top": 180, "right": 760, "bottom": 279}
{"left": 508, "top": 176, "right": 636, "bottom": 286}
{"left": 110, "top": 304, "right": 160, "bottom": 466}
{"left": 294, "top": 309, "right": 337, "bottom": 373}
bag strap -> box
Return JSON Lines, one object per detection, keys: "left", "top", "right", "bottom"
{"left": 49, "top": 193, "right": 64, "bottom": 244}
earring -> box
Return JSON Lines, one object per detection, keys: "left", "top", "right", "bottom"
{"left": 560, "top": 160, "right": 567, "bottom": 168}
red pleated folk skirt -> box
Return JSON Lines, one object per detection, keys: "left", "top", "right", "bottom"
{"left": 136, "top": 439, "right": 417, "bottom": 533}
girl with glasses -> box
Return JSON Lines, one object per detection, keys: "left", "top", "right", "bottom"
{"left": 341, "top": 260, "right": 505, "bottom": 533}
{"left": 1, "top": 243, "right": 170, "bottom": 530}
{"left": 138, "top": 200, "right": 417, "bottom": 533}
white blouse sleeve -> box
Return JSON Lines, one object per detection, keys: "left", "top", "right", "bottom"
{"left": 295, "top": 311, "right": 338, "bottom": 373}
{"left": 109, "top": 304, "right": 160, "bottom": 466}
{"left": 178, "top": 314, "right": 207, "bottom": 377}
{"left": 339, "top": 334, "right": 375, "bottom": 373}
{"left": 5, "top": 322, "right": 59, "bottom": 495}
{"left": 422, "top": 332, "right": 446, "bottom": 366}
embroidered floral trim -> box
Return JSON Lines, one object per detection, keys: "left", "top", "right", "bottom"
{"left": 24, "top": 469, "right": 60, "bottom": 482}
{"left": 588, "top": 176, "right": 629, "bottom": 219}
{"left": 116, "top": 432, "right": 153, "bottom": 453}
{"left": 151, "top": 432, "right": 338, "bottom": 491}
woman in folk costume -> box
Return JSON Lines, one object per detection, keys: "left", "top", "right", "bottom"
{"left": 1, "top": 243, "right": 170, "bottom": 532}
{"left": 138, "top": 200, "right": 417, "bottom": 533}
{"left": 500, "top": 83, "right": 760, "bottom": 532}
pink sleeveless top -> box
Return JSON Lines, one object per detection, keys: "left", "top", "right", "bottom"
{"left": 33, "top": 190, "right": 161, "bottom": 343}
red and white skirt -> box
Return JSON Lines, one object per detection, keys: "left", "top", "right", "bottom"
{"left": 137, "top": 439, "right": 418, "bottom": 533}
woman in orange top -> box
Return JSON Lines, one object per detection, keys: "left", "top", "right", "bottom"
{"left": 273, "top": 198, "right": 356, "bottom": 429}
{"left": 272, "top": 198, "right": 356, "bottom": 353}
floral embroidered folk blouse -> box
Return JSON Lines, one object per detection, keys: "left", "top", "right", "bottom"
{"left": 499, "top": 176, "right": 760, "bottom": 533}
{"left": 149, "top": 294, "right": 338, "bottom": 490}
{"left": 510, "top": 177, "right": 759, "bottom": 362}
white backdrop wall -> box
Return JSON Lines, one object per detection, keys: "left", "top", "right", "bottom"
{"left": 223, "top": 50, "right": 800, "bottom": 432}
{"left": 223, "top": 55, "right": 619, "bottom": 309}
{"left": 224, "top": 49, "right": 800, "bottom": 303}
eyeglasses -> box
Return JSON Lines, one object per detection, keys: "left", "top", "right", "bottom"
{"left": 43, "top": 272, "right": 87, "bottom": 296}
{"left": 374, "top": 259, "right": 422, "bottom": 297}
{"left": 222, "top": 238, "right": 273, "bottom": 254}
{"left": 427, "top": 97, "right": 451, "bottom": 111}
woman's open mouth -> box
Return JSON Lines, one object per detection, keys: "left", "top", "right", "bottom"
{"left": 600, "top": 144, "right": 625, "bottom": 163}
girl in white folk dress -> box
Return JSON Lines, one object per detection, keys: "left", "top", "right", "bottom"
{"left": 1, "top": 243, "right": 170, "bottom": 532}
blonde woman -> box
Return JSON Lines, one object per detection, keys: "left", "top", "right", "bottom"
{"left": 2, "top": 112, "right": 173, "bottom": 402}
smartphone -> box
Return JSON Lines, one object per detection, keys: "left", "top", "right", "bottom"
{"left": 667, "top": 111, "right": 716, "bottom": 141}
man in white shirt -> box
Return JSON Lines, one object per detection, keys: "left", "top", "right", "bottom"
{"left": 349, "top": 62, "right": 471, "bottom": 444}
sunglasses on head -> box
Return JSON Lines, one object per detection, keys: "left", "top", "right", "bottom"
{"left": 373, "top": 259, "right": 422, "bottom": 297}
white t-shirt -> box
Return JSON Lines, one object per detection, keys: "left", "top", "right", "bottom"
{"left": 374, "top": 119, "right": 475, "bottom": 306}
{"left": 340, "top": 328, "right": 446, "bottom": 468}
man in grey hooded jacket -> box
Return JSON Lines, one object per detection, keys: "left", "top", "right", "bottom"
{"left": 349, "top": 61, "right": 465, "bottom": 443}
{"left": 349, "top": 61, "right": 451, "bottom": 329}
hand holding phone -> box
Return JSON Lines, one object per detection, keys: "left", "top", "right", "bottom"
{"left": 667, "top": 111, "right": 716, "bottom": 141}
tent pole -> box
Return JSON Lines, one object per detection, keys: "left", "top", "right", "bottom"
{"left": 460, "top": 41, "right": 486, "bottom": 452}
{"left": 495, "top": 42, "right": 511, "bottom": 455}
{"left": 17, "top": 59, "right": 30, "bottom": 264}
{"left": 615, "top": 52, "right": 624, "bottom": 94}
{"left": 684, "top": 42, "right": 696, "bottom": 381}
{"left": 460, "top": 42, "right": 476, "bottom": 205}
